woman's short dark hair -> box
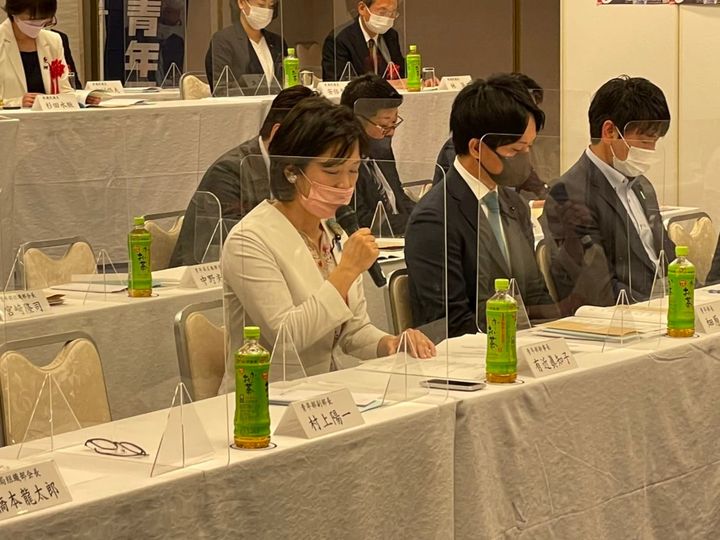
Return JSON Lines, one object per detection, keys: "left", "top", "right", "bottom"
{"left": 3, "top": 0, "right": 56, "bottom": 18}
{"left": 259, "top": 85, "right": 317, "bottom": 139}
{"left": 268, "top": 97, "right": 367, "bottom": 202}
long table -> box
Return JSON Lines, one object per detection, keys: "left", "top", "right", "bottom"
{"left": 0, "top": 309, "right": 718, "bottom": 537}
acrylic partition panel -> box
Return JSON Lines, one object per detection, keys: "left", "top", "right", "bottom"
{"left": 279, "top": 0, "right": 335, "bottom": 84}
{"left": 0, "top": 118, "right": 18, "bottom": 291}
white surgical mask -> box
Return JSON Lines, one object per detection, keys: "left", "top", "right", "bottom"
{"left": 364, "top": 10, "right": 394, "bottom": 35}
{"left": 15, "top": 18, "right": 48, "bottom": 39}
{"left": 611, "top": 130, "right": 660, "bottom": 178}
{"left": 242, "top": 4, "right": 273, "bottom": 30}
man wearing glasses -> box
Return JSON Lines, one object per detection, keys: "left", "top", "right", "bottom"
{"left": 322, "top": 0, "right": 404, "bottom": 82}
{"left": 340, "top": 74, "right": 415, "bottom": 235}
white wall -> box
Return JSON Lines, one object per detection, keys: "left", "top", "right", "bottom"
{"left": 560, "top": 1, "right": 679, "bottom": 205}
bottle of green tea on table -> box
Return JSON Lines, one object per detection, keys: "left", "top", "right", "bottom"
{"left": 283, "top": 48, "right": 300, "bottom": 88}
{"left": 667, "top": 245, "right": 695, "bottom": 338}
{"left": 234, "top": 326, "right": 271, "bottom": 449}
{"left": 406, "top": 45, "right": 422, "bottom": 92}
{"left": 128, "top": 216, "right": 152, "bottom": 297}
{"left": 485, "top": 278, "right": 518, "bottom": 383}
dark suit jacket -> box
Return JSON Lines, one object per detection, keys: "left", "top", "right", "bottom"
{"left": 352, "top": 152, "right": 416, "bottom": 235}
{"left": 405, "top": 165, "right": 554, "bottom": 338}
{"left": 543, "top": 152, "right": 674, "bottom": 306}
{"left": 52, "top": 30, "right": 82, "bottom": 89}
{"left": 204, "top": 22, "right": 284, "bottom": 90}
{"left": 169, "top": 138, "right": 269, "bottom": 267}
{"left": 321, "top": 19, "right": 404, "bottom": 81}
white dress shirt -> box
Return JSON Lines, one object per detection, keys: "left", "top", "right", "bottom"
{"left": 248, "top": 35, "right": 275, "bottom": 88}
{"left": 585, "top": 147, "right": 658, "bottom": 265}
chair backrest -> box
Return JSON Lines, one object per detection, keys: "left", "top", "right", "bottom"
{"left": 180, "top": 73, "right": 211, "bottom": 100}
{"left": 174, "top": 300, "right": 225, "bottom": 401}
{"left": 296, "top": 41, "right": 322, "bottom": 70}
{"left": 668, "top": 214, "right": 716, "bottom": 284}
{"left": 388, "top": 268, "right": 413, "bottom": 334}
{"left": 0, "top": 332, "right": 110, "bottom": 447}
{"left": 21, "top": 237, "right": 96, "bottom": 289}
{"left": 535, "top": 240, "right": 559, "bottom": 303}
{"left": 143, "top": 210, "right": 185, "bottom": 271}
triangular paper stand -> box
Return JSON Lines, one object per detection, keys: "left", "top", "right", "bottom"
{"left": 601, "top": 289, "right": 639, "bottom": 352}
{"left": 160, "top": 62, "right": 183, "bottom": 89}
{"left": 124, "top": 60, "right": 147, "bottom": 87}
{"left": 339, "top": 62, "right": 358, "bottom": 82}
{"left": 15, "top": 374, "right": 82, "bottom": 460}
{"left": 252, "top": 73, "right": 282, "bottom": 96}
{"left": 370, "top": 201, "right": 395, "bottom": 239}
{"left": 212, "top": 66, "right": 245, "bottom": 97}
{"left": 383, "top": 62, "right": 402, "bottom": 81}
{"left": 150, "top": 382, "right": 214, "bottom": 477}
{"left": 269, "top": 314, "right": 307, "bottom": 385}
{"left": 81, "top": 249, "right": 125, "bottom": 304}
{"left": 509, "top": 278, "right": 532, "bottom": 331}
{"left": 381, "top": 331, "right": 430, "bottom": 406}
{"left": 647, "top": 248, "right": 669, "bottom": 309}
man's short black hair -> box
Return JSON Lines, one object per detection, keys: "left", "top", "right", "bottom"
{"left": 450, "top": 76, "right": 546, "bottom": 156}
{"left": 259, "top": 85, "right": 316, "bottom": 139}
{"left": 589, "top": 76, "right": 670, "bottom": 142}
{"left": 3, "top": 0, "right": 56, "bottom": 19}
{"left": 340, "top": 73, "right": 403, "bottom": 118}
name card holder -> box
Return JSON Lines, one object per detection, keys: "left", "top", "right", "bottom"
{"left": 0, "top": 460, "right": 71, "bottom": 521}
{"left": 696, "top": 301, "right": 720, "bottom": 334}
{"left": 32, "top": 94, "right": 80, "bottom": 112}
{"left": 0, "top": 290, "right": 52, "bottom": 321}
{"left": 84, "top": 80, "right": 124, "bottom": 94}
{"left": 179, "top": 263, "right": 222, "bottom": 289}
{"left": 316, "top": 81, "right": 350, "bottom": 100}
{"left": 438, "top": 76, "right": 472, "bottom": 91}
{"left": 274, "top": 388, "right": 364, "bottom": 439}
{"left": 518, "top": 338, "right": 578, "bottom": 378}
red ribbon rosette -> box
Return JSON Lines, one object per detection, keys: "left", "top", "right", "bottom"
{"left": 49, "top": 58, "right": 66, "bottom": 94}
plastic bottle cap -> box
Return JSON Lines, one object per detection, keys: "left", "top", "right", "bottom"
{"left": 495, "top": 278, "right": 510, "bottom": 291}
{"left": 244, "top": 326, "right": 261, "bottom": 340}
{"left": 409, "top": 45, "right": 417, "bottom": 53}
{"left": 676, "top": 245, "right": 689, "bottom": 257}
{"left": 287, "top": 48, "right": 295, "bottom": 56}
{"left": 133, "top": 216, "right": 145, "bottom": 226}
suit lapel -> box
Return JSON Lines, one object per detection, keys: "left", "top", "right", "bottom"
{"left": 36, "top": 31, "right": 53, "bottom": 94}
{"left": 0, "top": 20, "right": 28, "bottom": 93}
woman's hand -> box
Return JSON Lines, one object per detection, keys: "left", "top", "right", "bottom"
{"left": 85, "top": 95, "right": 102, "bottom": 106}
{"left": 22, "top": 93, "right": 39, "bottom": 108}
{"left": 378, "top": 329, "right": 437, "bottom": 359}
{"left": 329, "top": 228, "right": 379, "bottom": 300}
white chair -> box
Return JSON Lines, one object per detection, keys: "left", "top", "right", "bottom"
{"left": 667, "top": 213, "right": 716, "bottom": 284}
{"left": 143, "top": 210, "right": 185, "bottom": 271}
{"left": 535, "top": 239, "right": 559, "bottom": 303}
{"left": 20, "top": 236, "right": 96, "bottom": 289}
{"left": 387, "top": 268, "right": 413, "bottom": 335}
{"left": 0, "top": 332, "right": 111, "bottom": 447}
{"left": 180, "top": 72, "right": 211, "bottom": 100}
{"left": 174, "top": 300, "right": 225, "bottom": 401}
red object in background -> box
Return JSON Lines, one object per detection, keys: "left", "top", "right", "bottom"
{"left": 385, "top": 63, "right": 401, "bottom": 80}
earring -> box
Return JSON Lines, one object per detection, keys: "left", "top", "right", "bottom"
{"left": 286, "top": 173, "right": 297, "bottom": 184}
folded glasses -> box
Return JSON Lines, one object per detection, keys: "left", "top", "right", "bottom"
{"left": 84, "top": 438, "right": 148, "bottom": 458}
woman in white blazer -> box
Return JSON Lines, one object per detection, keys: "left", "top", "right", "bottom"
{"left": 0, "top": 0, "right": 75, "bottom": 107}
{"left": 221, "top": 97, "right": 435, "bottom": 387}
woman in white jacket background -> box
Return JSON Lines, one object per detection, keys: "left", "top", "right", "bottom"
{"left": 0, "top": 0, "right": 79, "bottom": 107}
{"left": 222, "top": 97, "right": 435, "bottom": 383}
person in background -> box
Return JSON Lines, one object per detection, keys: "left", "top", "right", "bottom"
{"left": 340, "top": 74, "right": 415, "bottom": 235}
{"left": 51, "top": 29, "right": 81, "bottom": 89}
{"left": 322, "top": 0, "right": 404, "bottom": 82}
{"left": 220, "top": 97, "right": 435, "bottom": 389}
{"left": 169, "top": 85, "right": 316, "bottom": 267}
{"left": 405, "top": 77, "right": 557, "bottom": 337}
{"left": 432, "top": 72, "right": 548, "bottom": 201}
{"left": 205, "top": 0, "right": 284, "bottom": 92}
{"left": 543, "top": 76, "right": 674, "bottom": 309}
{"left": 0, "top": 0, "right": 95, "bottom": 106}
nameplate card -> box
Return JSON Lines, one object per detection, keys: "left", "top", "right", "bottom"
{"left": 696, "top": 301, "right": 720, "bottom": 334}
{"left": 0, "top": 461, "right": 71, "bottom": 521}
{"left": 0, "top": 290, "right": 51, "bottom": 321}
{"left": 438, "top": 76, "right": 472, "bottom": 91}
{"left": 316, "top": 81, "right": 350, "bottom": 99}
{"left": 84, "top": 80, "right": 124, "bottom": 94}
{"left": 179, "top": 263, "right": 222, "bottom": 289}
{"left": 274, "top": 388, "right": 364, "bottom": 439}
{"left": 31, "top": 94, "right": 80, "bottom": 112}
{"left": 519, "top": 338, "right": 578, "bottom": 378}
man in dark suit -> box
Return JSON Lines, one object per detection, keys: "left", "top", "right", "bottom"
{"left": 322, "top": 0, "right": 404, "bottom": 82}
{"left": 340, "top": 74, "right": 415, "bottom": 234}
{"left": 543, "top": 76, "right": 674, "bottom": 311}
{"left": 405, "top": 77, "right": 556, "bottom": 337}
{"left": 169, "top": 85, "right": 315, "bottom": 267}
{"left": 52, "top": 30, "right": 82, "bottom": 89}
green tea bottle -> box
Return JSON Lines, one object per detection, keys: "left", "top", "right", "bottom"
{"left": 667, "top": 245, "right": 695, "bottom": 338}
{"left": 128, "top": 216, "right": 152, "bottom": 297}
{"left": 485, "top": 278, "right": 518, "bottom": 383}
{"left": 283, "top": 47, "right": 300, "bottom": 88}
{"left": 406, "top": 44, "right": 422, "bottom": 92}
{"left": 234, "top": 326, "right": 271, "bottom": 449}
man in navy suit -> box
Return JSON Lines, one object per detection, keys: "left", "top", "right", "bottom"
{"left": 322, "top": 0, "right": 404, "bottom": 81}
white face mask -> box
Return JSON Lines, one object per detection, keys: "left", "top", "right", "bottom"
{"left": 242, "top": 3, "right": 273, "bottom": 31}
{"left": 611, "top": 130, "right": 660, "bottom": 178}
{"left": 363, "top": 8, "right": 394, "bottom": 35}
{"left": 15, "top": 18, "right": 48, "bottom": 39}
